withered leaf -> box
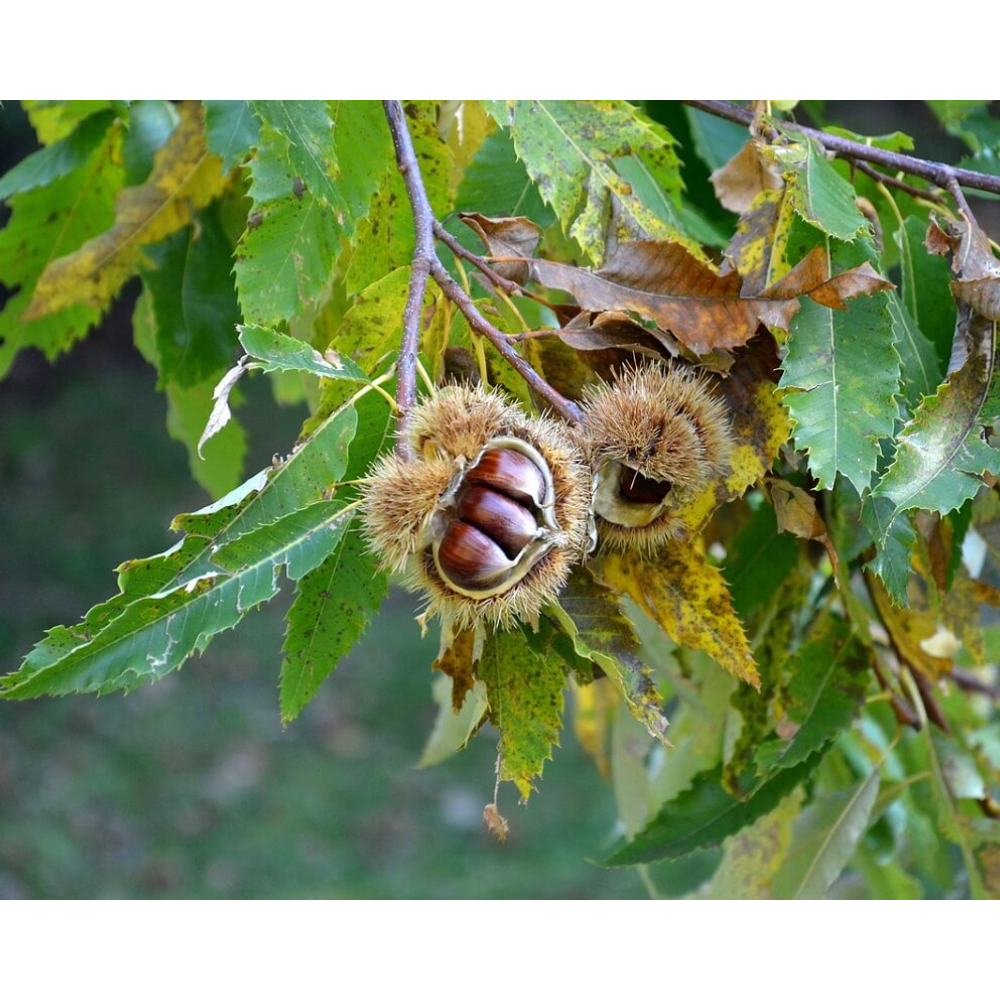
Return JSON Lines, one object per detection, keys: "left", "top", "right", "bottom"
{"left": 483, "top": 802, "right": 509, "bottom": 843}
{"left": 710, "top": 139, "right": 783, "bottom": 214}
{"left": 766, "top": 477, "right": 840, "bottom": 577}
{"left": 459, "top": 212, "right": 541, "bottom": 284}
{"left": 530, "top": 240, "right": 890, "bottom": 356}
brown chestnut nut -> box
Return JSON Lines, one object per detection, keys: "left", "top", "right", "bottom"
{"left": 361, "top": 384, "right": 593, "bottom": 630}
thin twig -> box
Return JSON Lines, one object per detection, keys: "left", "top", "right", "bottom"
{"left": 383, "top": 103, "right": 584, "bottom": 430}
{"left": 383, "top": 101, "right": 435, "bottom": 458}
{"left": 943, "top": 172, "right": 979, "bottom": 227}
{"left": 433, "top": 220, "right": 558, "bottom": 310}
{"left": 909, "top": 665, "right": 952, "bottom": 734}
{"left": 683, "top": 99, "right": 1000, "bottom": 199}
{"left": 430, "top": 259, "right": 583, "bottom": 424}
{"left": 951, "top": 667, "right": 1000, "bottom": 703}
{"left": 432, "top": 221, "right": 520, "bottom": 297}
{"left": 850, "top": 159, "right": 946, "bottom": 205}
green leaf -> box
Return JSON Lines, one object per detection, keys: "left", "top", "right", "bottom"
{"left": 122, "top": 101, "right": 179, "bottom": 185}
{"left": 204, "top": 100, "right": 260, "bottom": 172}
{"left": 0, "top": 123, "right": 123, "bottom": 379}
{"left": 235, "top": 124, "right": 342, "bottom": 326}
{"left": 683, "top": 107, "right": 747, "bottom": 172}
{"left": 139, "top": 206, "right": 241, "bottom": 388}
{"left": 724, "top": 501, "right": 800, "bottom": 621}
{"left": 780, "top": 237, "right": 900, "bottom": 492}
{"left": 823, "top": 125, "right": 914, "bottom": 151}
{"left": 605, "top": 753, "right": 824, "bottom": 866}
{"left": 771, "top": 769, "right": 882, "bottom": 899}
{"left": 862, "top": 499, "right": 916, "bottom": 605}
{"left": 0, "top": 109, "right": 115, "bottom": 200}
{"left": 486, "top": 99, "right": 690, "bottom": 263}
{"left": 251, "top": 101, "right": 339, "bottom": 207}
{"left": 927, "top": 101, "right": 1000, "bottom": 154}
{"left": 895, "top": 215, "right": 957, "bottom": 369}
{"left": 238, "top": 102, "right": 392, "bottom": 324}
{"left": 1, "top": 405, "right": 359, "bottom": 700}
{"left": 868, "top": 318, "right": 1000, "bottom": 595}
{"left": 550, "top": 566, "right": 670, "bottom": 746}
{"left": 480, "top": 628, "right": 566, "bottom": 800}
{"left": 755, "top": 616, "right": 870, "bottom": 772}
{"left": 888, "top": 293, "right": 942, "bottom": 410}
{"left": 346, "top": 103, "right": 451, "bottom": 295}
{"left": 22, "top": 100, "right": 115, "bottom": 144}
{"left": 132, "top": 287, "right": 246, "bottom": 498}
{"left": 765, "top": 123, "right": 868, "bottom": 241}
{"left": 239, "top": 324, "right": 367, "bottom": 382}
{"left": 453, "top": 127, "right": 553, "bottom": 225}
{"left": 279, "top": 390, "right": 393, "bottom": 723}
{"left": 904, "top": 671, "right": 993, "bottom": 899}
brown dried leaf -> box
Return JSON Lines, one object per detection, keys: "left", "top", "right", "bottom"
{"left": 459, "top": 212, "right": 541, "bottom": 284}
{"left": 530, "top": 239, "right": 889, "bottom": 357}
{"left": 483, "top": 802, "right": 509, "bottom": 843}
{"left": 710, "top": 140, "right": 784, "bottom": 214}
{"left": 766, "top": 477, "right": 840, "bottom": 577}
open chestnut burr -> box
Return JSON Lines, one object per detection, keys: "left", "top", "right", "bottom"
{"left": 579, "top": 364, "right": 733, "bottom": 552}
{"left": 361, "top": 384, "right": 594, "bottom": 630}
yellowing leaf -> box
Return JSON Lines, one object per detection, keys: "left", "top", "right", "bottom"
{"left": 571, "top": 676, "right": 617, "bottom": 779}
{"left": 26, "top": 101, "right": 225, "bottom": 318}
{"left": 675, "top": 333, "right": 792, "bottom": 536}
{"left": 433, "top": 627, "right": 479, "bottom": 712}
{"left": 599, "top": 547, "right": 759, "bottom": 687}
{"left": 479, "top": 628, "right": 566, "bottom": 801}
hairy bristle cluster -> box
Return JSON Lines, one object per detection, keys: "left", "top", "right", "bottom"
{"left": 580, "top": 363, "right": 733, "bottom": 551}
{"left": 360, "top": 384, "right": 593, "bottom": 630}
{"left": 583, "top": 364, "right": 732, "bottom": 484}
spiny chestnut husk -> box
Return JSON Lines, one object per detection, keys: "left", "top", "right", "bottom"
{"left": 579, "top": 363, "right": 733, "bottom": 552}
{"left": 360, "top": 384, "right": 593, "bottom": 630}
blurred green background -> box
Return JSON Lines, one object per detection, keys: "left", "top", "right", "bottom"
{"left": 0, "top": 312, "right": 644, "bottom": 899}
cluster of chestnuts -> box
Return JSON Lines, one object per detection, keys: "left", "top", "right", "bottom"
{"left": 361, "top": 364, "right": 733, "bottom": 631}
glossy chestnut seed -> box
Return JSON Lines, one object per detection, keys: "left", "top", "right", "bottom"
{"left": 437, "top": 520, "right": 514, "bottom": 589}
{"left": 457, "top": 486, "right": 539, "bottom": 558}
{"left": 618, "top": 467, "right": 672, "bottom": 505}
{"left": 465, "top": 447, "right": 547, "bottom": 508}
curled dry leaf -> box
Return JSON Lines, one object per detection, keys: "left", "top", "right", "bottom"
{"left": 459, "top": 212, "right": 541, "bottom": 284}
{"left": 710, "top": 139, "right": 784, "bottom": 214}
{"left": 765, "top": 477, "right": 840, "bottom": 578}
{"left": 530, "top": 239, "right": 891, "bottom": 357}
{"left": 483, "top": 802, "right": 509, "bottom": 843}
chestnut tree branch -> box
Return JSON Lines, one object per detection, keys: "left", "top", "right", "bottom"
{"left": 383, "top": 100, "right": 435, "bottom": 458}
{"left": 383, "top": 101, "right": 583, "bottom": 442}
{"left": 684, "top": 99, "right": 1000, "bottom": 200}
